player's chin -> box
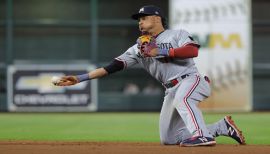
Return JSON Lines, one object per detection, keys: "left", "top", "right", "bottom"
{"left": 140, "top": 28, "right": 147, "bottom": 33}
{"left": 140, "top": 30, "right": 151, "bottom": 35}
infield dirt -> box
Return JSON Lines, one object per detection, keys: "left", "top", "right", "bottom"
{"left": 1, "top": 141, "right": 270, "bottom": 154}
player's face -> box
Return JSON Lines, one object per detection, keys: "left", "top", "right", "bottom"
{"left": 138, "top": 15, "right": 160, "bottom": 34}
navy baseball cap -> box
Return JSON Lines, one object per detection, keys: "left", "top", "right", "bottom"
{"left": 131, "top": 5, "right": 164, "bottom": 20}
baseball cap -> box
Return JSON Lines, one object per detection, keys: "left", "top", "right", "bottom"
{"left": 131, "top": 5, "right": 164, "bottom": 20}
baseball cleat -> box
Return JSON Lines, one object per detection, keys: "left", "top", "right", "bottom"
{"left": 180, "top": 136, "right": 216, "bottom": 147}
{"left": 224, "top": 116, "right": 246, "bottom": 145}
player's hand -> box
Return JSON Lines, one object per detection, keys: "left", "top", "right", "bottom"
{"left": 141, "top": 43, "right": 159, "bottom": 57}
{"left": 55, "top": 76, "right": 79, "bottom": 86}
{"left": 137, "top": 35, "right": 159, "bottom": 57}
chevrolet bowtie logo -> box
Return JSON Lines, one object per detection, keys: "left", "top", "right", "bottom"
{"left": 16, "top": 73, "right": 87, "bottom": 93}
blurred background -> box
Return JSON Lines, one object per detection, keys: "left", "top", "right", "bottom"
{"left": 0, "top": 0, "right": 269, "bottom": 112}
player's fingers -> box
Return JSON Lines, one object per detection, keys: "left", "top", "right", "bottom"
{"left": 57, "top": 80, "right": 76, "bottom": 86}
{"left": 140, "top": 45, "right": 146, "bottom": 53}
{"left": 54, "top": 76, "right": 78, "bottom": 86}
{"left": 61, "top": 76, "right": 72, "bottom": 81}
{"left": 61, "top": 76, "right": 77, "bottom": 82}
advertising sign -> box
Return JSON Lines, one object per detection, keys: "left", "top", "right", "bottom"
{"left": 170, "top": 0, "right": 252, "bottom": 111}
{"left": 7, "top": 64, "right": 97, "bottom": 112}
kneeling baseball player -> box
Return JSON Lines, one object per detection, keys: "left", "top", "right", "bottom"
{"left": 55, "top": 5, "right": 246, "bottom": 147}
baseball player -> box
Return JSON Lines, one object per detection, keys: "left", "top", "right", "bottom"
{"left": 56, "top": 5, "right": 245, "bottom": 147}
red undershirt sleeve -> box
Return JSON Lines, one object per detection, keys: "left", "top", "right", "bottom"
{"left": 168, "top": 43, "right": 199, "bottom": 59}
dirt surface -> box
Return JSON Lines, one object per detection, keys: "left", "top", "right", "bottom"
{"left": 1, "top": 141, "right": 269, "bottom": 154}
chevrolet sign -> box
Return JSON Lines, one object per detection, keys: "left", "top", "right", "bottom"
{"left": 7, "top": 64, "right": 97, "bottom": 112}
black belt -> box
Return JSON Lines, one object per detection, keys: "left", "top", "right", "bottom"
{"left": 163, "top": 74, "right": 189, "bottom": 89}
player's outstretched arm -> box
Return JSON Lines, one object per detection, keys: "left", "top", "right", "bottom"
{"left": 55, "top": 68, "right": 108, "bottom": 86}
{"left": 53, "top": 58, "right": 124, "bottom": 86}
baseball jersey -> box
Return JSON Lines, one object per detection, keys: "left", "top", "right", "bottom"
{"left": 115, "top": 29, "right": 200, "bottom": 84}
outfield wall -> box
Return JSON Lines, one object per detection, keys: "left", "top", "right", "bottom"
{"left": 1, "top": 0, "right": 270, "bottom": 111}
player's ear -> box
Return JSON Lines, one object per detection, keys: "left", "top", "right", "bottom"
{"left": 156, "top": 16, "right": 163, "bottom": 25}
{"left": 154, "top": 16, "right": 162, "bottom": 24}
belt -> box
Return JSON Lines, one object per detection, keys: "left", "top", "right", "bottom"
{"left": 163, "top": 74, "right": 189, "bottom": 89}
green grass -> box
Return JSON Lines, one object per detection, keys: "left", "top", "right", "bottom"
{"left": 0, "top": 112, "right": 269, "bottom": 145}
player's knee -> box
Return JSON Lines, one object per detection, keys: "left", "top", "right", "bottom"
{"left": 160, "top": 139, "right": 177, "bottom": 145}
{"left": 160, "top": 134, "right": 168, "bottom": 145}
{"left": 160, "top": 138, "right": 166, "bottom": 145}
{"left": 172, "top": 98, "right": 185, "bottom": 109}
{"left": 160, "top": 134, "right": 178, "bottom": 145}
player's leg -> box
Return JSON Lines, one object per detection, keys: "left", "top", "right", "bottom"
{"left": 174, "top": 75, "right": 245, "bottom": 145}
{"left": 159, "top": 90, "right": 188, "bottom": 145}
{"left": 160, "top": 75, "right": 245, "bottom": 146}
{"left": 207, "top": 116, "right": 246, "bottom": 144}
{"left": 159, "top": 85, "right": 210, "bottom": 145}
{"left": 173, "top": 75, "right": 215, "bottom": 146}
{"left": 171, "top": 116, "right": 245, "bottom": 145}
{"left": 159, "top": 86, "right": 245, "bottom": 145}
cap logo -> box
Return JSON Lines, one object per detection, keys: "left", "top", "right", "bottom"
{"left": 139, "top": 8, "right": 144, "bottom": 13}
{"left": 155, "top": 11, "right": 159, "bottom": 14}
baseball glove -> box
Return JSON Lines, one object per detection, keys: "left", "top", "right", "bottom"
{"left": 136, "top": 35, "right": 158, "bottom": 57}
